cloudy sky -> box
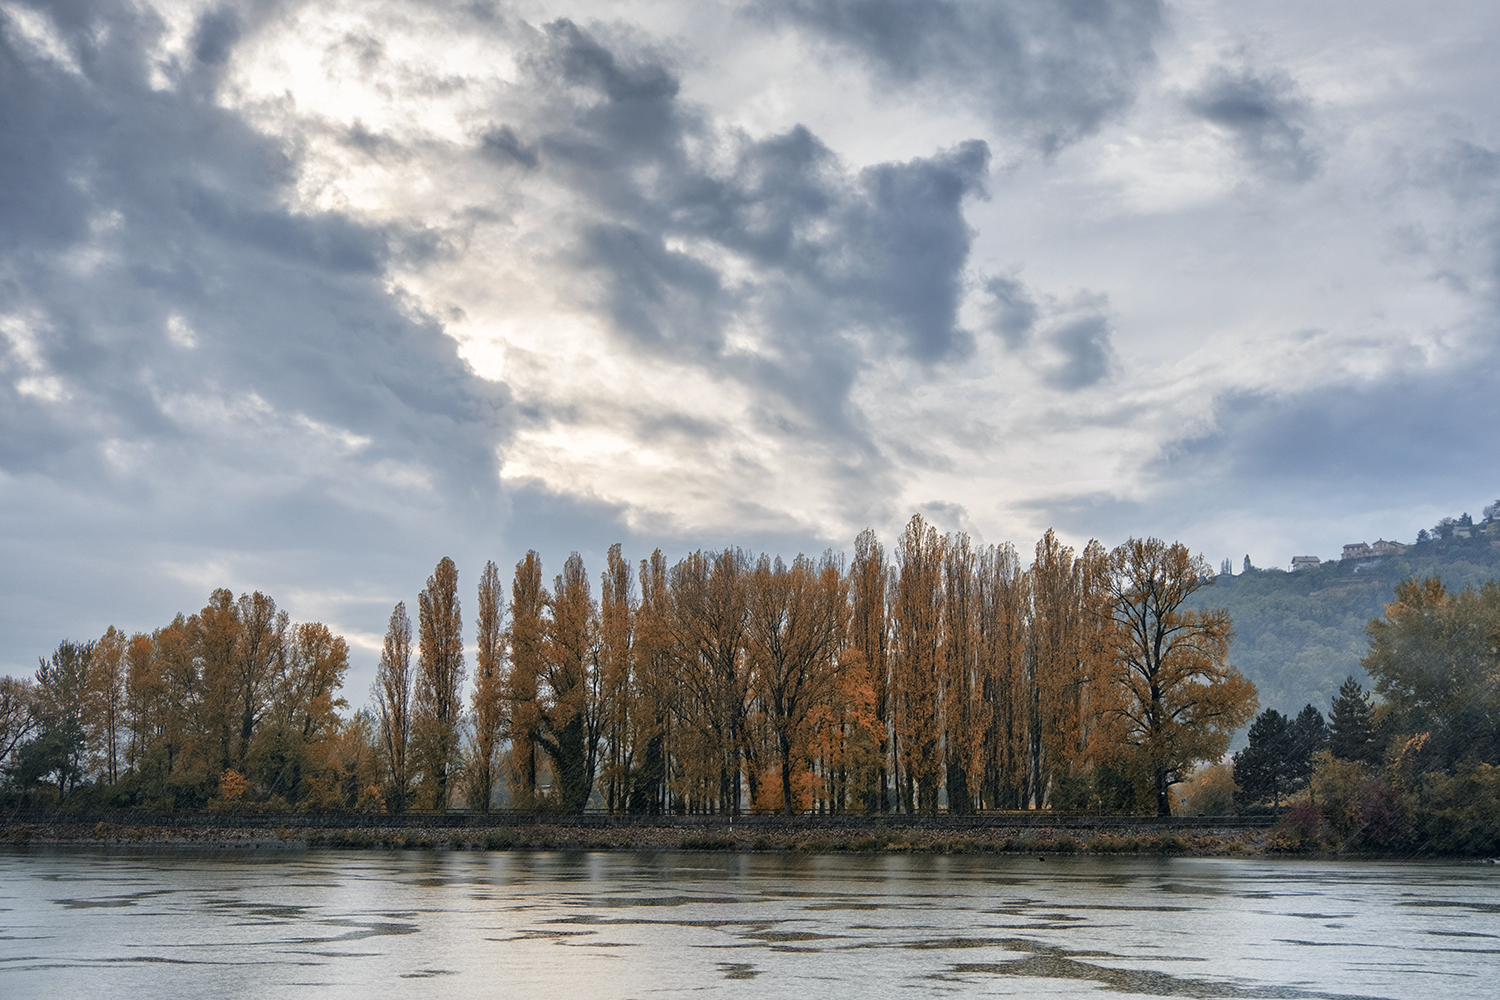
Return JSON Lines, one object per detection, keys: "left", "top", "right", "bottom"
{"left": 3, "top": 0, "right": 1498, "bottom": 691}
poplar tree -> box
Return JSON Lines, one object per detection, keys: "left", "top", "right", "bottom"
{"left": 415, "top": 557, "right": 465, "bottom": 809}
{"left": 89, "top": 626, "right": 127, "bottom": 784}
{"left": 374, "top": 602, "right": 413, "bottom": 812}
{"left": 599, "top": 544, "right": 635, "bottom": 813}
{"left": 542, "top": 553, "right": 604, "bottom": 813}
{"left": 506, "top": 552, "right": 547, "bottom": 809}
{"left": 470, "top": 560, "right": 506, "bottom": 811}
{"left": 977, "top": 542, "right": 1029, "bottom": 809}
{"left": 628, "top": 550, "right": 673, "bottom": 814}
{"left": 892, "top": 515, "right": 944, "bottom": 815}
{"left": 941, "top": 534, "right": 981, "bottom": 814}
{"left": 748, "top": 553, "right": 846, "bottom": 814}
{"left": 234, "top": 592, "right": 287, "bottom": 768}
{"left": 842, "top": 529, "right": 890, "bottom": 813}
{"left": 669, "top": 549, "right": 753, "bottom": 814}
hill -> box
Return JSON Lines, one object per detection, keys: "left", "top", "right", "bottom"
{"left": 1186, "top": 526, "right": 1500, "bottom": 721}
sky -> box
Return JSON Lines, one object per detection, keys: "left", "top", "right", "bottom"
{"left": 3, "top": 0, "right": 1498, "bottom": 695}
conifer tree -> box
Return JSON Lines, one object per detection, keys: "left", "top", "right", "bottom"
{"left": 1328, "top": 675, "right": 1377, "bottom": 763}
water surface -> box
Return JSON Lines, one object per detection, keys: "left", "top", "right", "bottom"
{"left": 2, "top": 848, "right": 1495, "bottom": 998}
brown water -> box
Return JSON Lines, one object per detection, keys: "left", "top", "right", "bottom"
{"left": 1, "top": 848, "right": 1496, "bottom": 998}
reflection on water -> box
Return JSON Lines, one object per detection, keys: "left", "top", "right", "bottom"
{"left": 1, "top": 848, "right": 1496, "bottom": 998}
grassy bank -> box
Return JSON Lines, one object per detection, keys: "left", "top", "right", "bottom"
{"left": 3, "top": 815, "right": 1281, "bottom": 856}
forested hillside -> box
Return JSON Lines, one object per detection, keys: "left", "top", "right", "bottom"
{"left": 1189, "top": 523, "right": 1500, "bottom": 718}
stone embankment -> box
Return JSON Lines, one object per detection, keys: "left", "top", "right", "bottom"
{"left": 3, "top": 810, "right": 1277, "bottom": 855}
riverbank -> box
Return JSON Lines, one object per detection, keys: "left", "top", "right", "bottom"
{"left": 4, "top": 812, "right": 1288, "bottom": 855}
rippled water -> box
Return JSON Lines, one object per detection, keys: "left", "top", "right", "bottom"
{"left": 2, "top": 847, "right": 1496, "bottom": 998}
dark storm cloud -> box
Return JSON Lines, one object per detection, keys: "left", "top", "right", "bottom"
{"left": 508, "top": 19, "right": 990, "bottom": 437}
{"left": 1186, "top": 66, "right": 1319, "bottom": 182}
{"left": 764, "top": 0, "right": 1164, "bottom": 153}
{"left": 0, "top": 1, "right": 511, "bottom": 669}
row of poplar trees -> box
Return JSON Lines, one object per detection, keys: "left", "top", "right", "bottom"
{"left": 374, "top": 516, "right": 1258, "bottom": 817}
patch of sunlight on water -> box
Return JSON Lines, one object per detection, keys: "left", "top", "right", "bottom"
{"left": 1, "top": 849, "right": 1496, "bottom": 999}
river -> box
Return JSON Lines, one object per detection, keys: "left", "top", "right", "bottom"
{"left": 1, "top": 848, "right": 1496, "bottom": 998}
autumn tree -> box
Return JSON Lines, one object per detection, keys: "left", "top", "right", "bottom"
{"left": 151, "top": 616, "right": 199, "bottom": 782}
{"left": 941, "top": 535, "right": 982, "bottom": 813}
{"left": 1028, "top": 532, "right": 1112, "bottom": 810}
{"left": 599, "top": 544, "right": 635, "bottom": 813}
{"left": 505, "top": 551, "right": 548, "bottom": 809}
{"left": 628, "top": 550, "right": 673, "bottom": 814}
{"left": 541, "top": 553, "right": 605, "bottom": 813}
{"left": 122, "top": 633, "right": 159, "bottom": 772}
{"left": 747, "top": 553, "right": 846, "bottom": 814}
{"left": 233, "top": 592, "right": 288, "bottom": 770}
{"left": 976, "top": 542, "right": 1029, "bottom": 809}
{"left": 841, "top": 529, "right": 890, "bottom": 813}
{"left": 414, "top": 557, "right": 465, "bottom": 809}
{"left": 891, "top": 515, "right": 944, "bottom": 815}
{"left": 669, "top": 548, "right": 754, "bottom": 813}
{"left": 1102, "top": 538, "right": 1257, "bottom": 816}
{"left": 470, "top": 560, "right": 507, "bottom": 811}
{"left": 88, "top": 626, "right": 127, "bottom": 784}
{"left": 196, "top": 590, "right": 241, "bottom": 772}
{"left": 249, "top": 622, "right": 348, "bottom": 805}
{"left": 374, "top": 602, "right": 414, "bottom": 812}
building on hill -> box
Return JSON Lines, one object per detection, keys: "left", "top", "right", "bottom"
{"left": 1341, "top": 539, "right": 1406, "bottom": 562}
{"left": 1291, "top": 555, "right": 1321, "bottom": 571}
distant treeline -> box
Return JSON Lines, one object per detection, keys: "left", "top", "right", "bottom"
{"left": 1, "top": 516, "right": 1260, "bottom": 818}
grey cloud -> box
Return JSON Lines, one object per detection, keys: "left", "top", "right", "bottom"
{"left": 765, "top": 0, "right": 1164, "bottom": 153}
{"left": 479, "top": 124, "right": 539, "bottom": 169}
{"left": 0, "top": 1, "right": 512, "bottom": 670}
{"left": 191, "top": 7, "right": 242, "bottom": 65}
{"left": 1187, "top": 66, "right": 1319, "bottom": 183}
{"left": 981, "top": 277, "right": 1113, "bottom": 389}
{"left": 1148, "top": 344, "right": 1500, "bottom": 544}
{"left": 1422, "top": 140, "right": 1500, "bottom": 200}
{"left": 1043, "top": 313, "right": 1113, "bottom": 390}
{"left": 511, "top": 20, "right": 990, "bottom": 441}
{"left": 578, "top": 222, "right": 729, "bottom": 356}
{"left": 982, "top": 276, "right": 1038, "bottom": 348}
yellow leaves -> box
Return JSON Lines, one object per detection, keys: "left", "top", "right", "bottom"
{"left": 219, "top": 768, "right": 249, "bottom": 802}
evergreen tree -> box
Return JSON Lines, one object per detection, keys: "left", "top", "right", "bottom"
{"left": 1233, "top": 709, "right": 1291, "bottom": 806}
{"left": 1234, "top": 704, "right": 1326, "bottom": 806}
{"left": 1328, "top": 675, "right": 1377, "bottom": 763}
{"left": 1288, "top": 703, "right": 1328, "bottom": 788}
